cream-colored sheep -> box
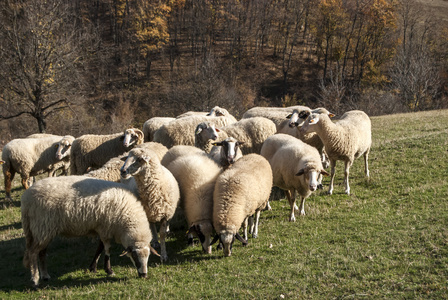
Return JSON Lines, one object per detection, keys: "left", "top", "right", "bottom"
{"left": 70, "top": 128, "right": 144, "bottom": 175}
{"left": 87, "top": 142, "right": 168, "bottom": 183}
{"left": 261, "top": 134, "right": 329, "bottom": 221}
{"left": 301, "top": 110, "right": 371, "bottom": 195}
{"left": 153, "top": 115, "right": 236, "bottom": 149}
{"left": 165, "top": 152, "right": 222, "bottom": 254}
{"left": 121, "top": 147, "right": 180, "bottom": 261}
{"left": 160, "top": 145, "right": 204, "bottom": 167}
{"left": 21, "top": 175, "right": 156, "bottom": 288}
{"left": 213, "top": 153, "right": 273, "bottom": 257}
{"left": 2, "top": 135, "right": 72, "bottom": 199}
{"left": 142, "top": 117, "right": 175, "bottom": 142}
{"left": 177, "top": 106, "right": 238, "bottom": 122}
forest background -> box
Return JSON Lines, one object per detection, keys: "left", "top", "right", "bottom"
{"left": 0, "top": 0, "right": 447, "bottom": 147}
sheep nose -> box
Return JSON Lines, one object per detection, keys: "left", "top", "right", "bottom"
{"left": 120, "top": 169, "right": 127, "bottom": 177}
{"left": 310, "top": 185, "right": 317, "bottom": 191}
{"left": 289, "top": 122, "right": 297, "bottom": 128}
{"left": 138, "top": 272, "right": 147, "bottom": 278}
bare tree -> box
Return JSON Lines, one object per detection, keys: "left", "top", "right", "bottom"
{"left": 0, "top": 0, "right": 97, "bottom": 132}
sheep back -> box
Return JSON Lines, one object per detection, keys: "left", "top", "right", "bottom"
{"left": 213, "top": 153, "right": 273, "bottom": 235}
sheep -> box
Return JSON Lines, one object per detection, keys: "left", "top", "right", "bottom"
{"left": 142, "top": 117, "right": 175, "bottom": 142}
{"left": 195, "top": 117, "right": 276, "bottom": 155}
{"left": 120, "top": 147, "right": 180, "bottom": 261}
{"left": 21, "top": 175, "right": 157, "bottom": 288}
{"left": 2, "top": 135, "right": 73, "bottom": 199}
{"left": 300, "top": 110, "right": 371, "bottom": 195}
{"left": 177, "top": 106, "right": 238, "bottom": 122}
{"left": 213, "top": 153, "right": 273, "bottom": 257}
{"left": 153, "top": 115, "right": 236, "bottom": 149}
{"left": 87, "top": 142, "right": 169, "bottom": 184}
{"left": 242, "top": 106, "right": 311, "bottom": 134}
{"left": 160, "top": 145, "right": 204, "bottom": 168}
{"left": 165, "top": 152, "right": 222, "bottom": 253}
{"left": 261, "top": 134, "right": 329, "bottom": 221}
{"left": 70, "top": 128, "right": 144, "bottom": 175}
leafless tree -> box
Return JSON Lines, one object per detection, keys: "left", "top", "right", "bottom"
{"left": 0, "top": 0, "right": 97, "bottom": 132}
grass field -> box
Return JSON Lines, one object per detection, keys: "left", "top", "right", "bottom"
{"left": 1, "top": 109, "right": 448, "bottom": 299}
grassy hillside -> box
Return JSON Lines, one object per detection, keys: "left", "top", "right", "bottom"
{"left": 1, "top": 110, "right": 448, "bottom": 299}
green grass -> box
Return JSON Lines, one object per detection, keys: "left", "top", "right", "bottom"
{"left": 1, "top": 109, "right": 448, "bottom": 299}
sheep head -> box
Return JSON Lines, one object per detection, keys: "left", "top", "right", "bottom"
{"left": 56, "top": 135, "right": 75, "bottom": 160}
{"left": 296, "top": 166, "right": 329, "bottom": 191}
{"left": 123, "top": 128, "right": 144, "bottom": 148}
{"left": 120, "top": 148, "right": 156, "bottom": 179}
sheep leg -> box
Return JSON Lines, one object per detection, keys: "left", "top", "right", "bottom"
{"left": 344, "top": 161, "right": 352, "bottom": 195}
{"left": 4, "top": 168, "right": 15, "bottom": 199}
{"left": 242, "top": 217, "right": 249, "bottom": 240}
{"left": 159, "top": 219, "right": 168, "bottom": 262}
{"left": 103, "top": 240, "right": 114, "bottom": 276}
{"left": 28, "top": 250, "right": 41, "bottom": 288}
{"left": 328, "top": 160, "right": 337, "bottom": 195}
{"left": 285, "top": 189, "right": 296, "bottom": 222}
{"left": 89, "top": 241, "right": 104, "bottom": 273}
{"left": 265, "top": 200, "right": 272, "bottom": 211}
{"left": 150, "top": 223, "right": 160, "bottom": 249}
{"left": 298, "top": 196, "right": 306, "bottom": 216}
{"left": 38, "top": 248, "right": 50, "bottom": 281}
{"left": 364, "top": 149, "right": 370, "bottom": 178}
{"left": 248, "top": 216, "right": 255, "bottom": 235}
{"left": 252, "top": 210, "right": 261, "bottom": 238}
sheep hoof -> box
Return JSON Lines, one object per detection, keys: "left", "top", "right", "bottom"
{"left": 317, "top": 184, "right": 323, "bottom": 190}
{"left": 252, "top": 234, "right": 258, "bottom": 239}
{"left": 160, "top": 255, "right": 168, "bottom": 262}
{"left": 42, "top": 275, "right": 51, "bottom": 281}
{"left": 289, "top": 216, "right": 296, "bottom": 222}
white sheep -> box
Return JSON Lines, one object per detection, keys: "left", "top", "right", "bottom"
{"left": 195, "top": 117, "right": 276, "bottom": 155}
{"left": 70, "top": 128, "right": 144, "bottom": 175}
{"left": 261, "top": 134, "right": 329, "bottom": 221}
{"left": 177, "top": 106, "right": 238, "bottom": 121}
{"left": 242, "top": 106, "right": 310, "bottom": 134}
{"left": 87, "top": 142, "right": 168, "bottom": 183}
{"left": 142, "top": 117, "right": 176, "bottom": 142}
{"left": 21, "top": 175, "right": 157, "bottom": 288}
{"left": 160, "top": 145, "right": 204, "bottom": 168}
{"left": 120, "top": 147, "right": 180, "bottom": 261}
{"left": 213, "top": 153, "right": 273, "bottom": 257}
{"left": 165, "top": 152, "right": 222, "bottom": 254}
{"left": 301, "top": 110, "right": 371, "bottom": 195}
{"left": 153, "top": 115, "right": 236, "bottom": 149}
{"left": 2, "top": 135, "right": 73, "bottom": 199}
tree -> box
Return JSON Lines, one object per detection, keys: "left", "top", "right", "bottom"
{"left": 0, "top": 0, "right": 97, "bottom": 132}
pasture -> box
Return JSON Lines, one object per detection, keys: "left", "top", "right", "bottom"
{"left": 0, "top": 109, "right": 447, "bottom": 299}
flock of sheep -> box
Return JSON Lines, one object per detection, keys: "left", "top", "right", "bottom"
{"left": 1, "top": 105, "right": 372, "bottom": 288}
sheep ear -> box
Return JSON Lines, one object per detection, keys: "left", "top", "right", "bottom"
{"left": 215, "top": 128, "right": 220, "bottom": 132}
{"left": 120, "top": 156, "right": 128, "bottom": 162}
{"left": 236, "top": 141, "right": 245, "bottom": 146}
{"left": 328, "top": 112, "right": 335, "bottom": 118}
{"left": 187, "top": 225, "right": 197, "bottom": 235}
{"left": 142, "top": 155, "right": 151, "bottom": 164}
{"left": 212, "top": 141, "right": 223, "bottom": 147}
{"left": 120, "top": 246, "right": 132, "bottom": 256}
{"left": 299, "top": 111, "right": 310, "bottom": 119}
{"left": 286, "top": 113, "right": 292, "bottom": 119}
{"left": 195, "top": 127, "right": 203, "bottom": 135}
{"left": 235, "top": 233, "right": 248, "bottom": 246}
{"left": 210, "top": 234, "right": 220, "bottom": 245}
{"left": 0, "top": 160, "right": 4, "bottom": 165}
{"left": 296, "top": 169, "right": 305, "bottom": 176}
{"left": 308, "top": 117, "right": 319, "bottom": 124}
{"left": 149, "top": 245, "right": 160, "bottom": 257}
{"left": 321, "top": 170, "right": 330, "bottom": 177}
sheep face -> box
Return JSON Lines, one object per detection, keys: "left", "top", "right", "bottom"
{"left": 121, "top": 245, "right": 150, "bottom": 278}
{"left": 287, "top": 109, "right": 310, "bottom": 128}
{"left": 123, "top": 128, "right": 144, "bottom": 148}
{"left": 219, "top": 232, "right": 234, "bottom": 257}
{"left": 207, "top": 106, "right": 228, "bottom": 117}
{"left": 195, "top": 122, "right": 219, "bottom": 141}
{"left": 296, "top": 167, "right": 329, "bottom": 191}
{"left": 120, "top": 148, "right": 152, "bottom": 179}
{"left": 300, "top": 113, "right": 322, "bottom": 134}
{"left": 213, "top": 137, "right": 244, "bottom": 165}
{"left": 56, "top": 136, "right": 75, "bottom": 160}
